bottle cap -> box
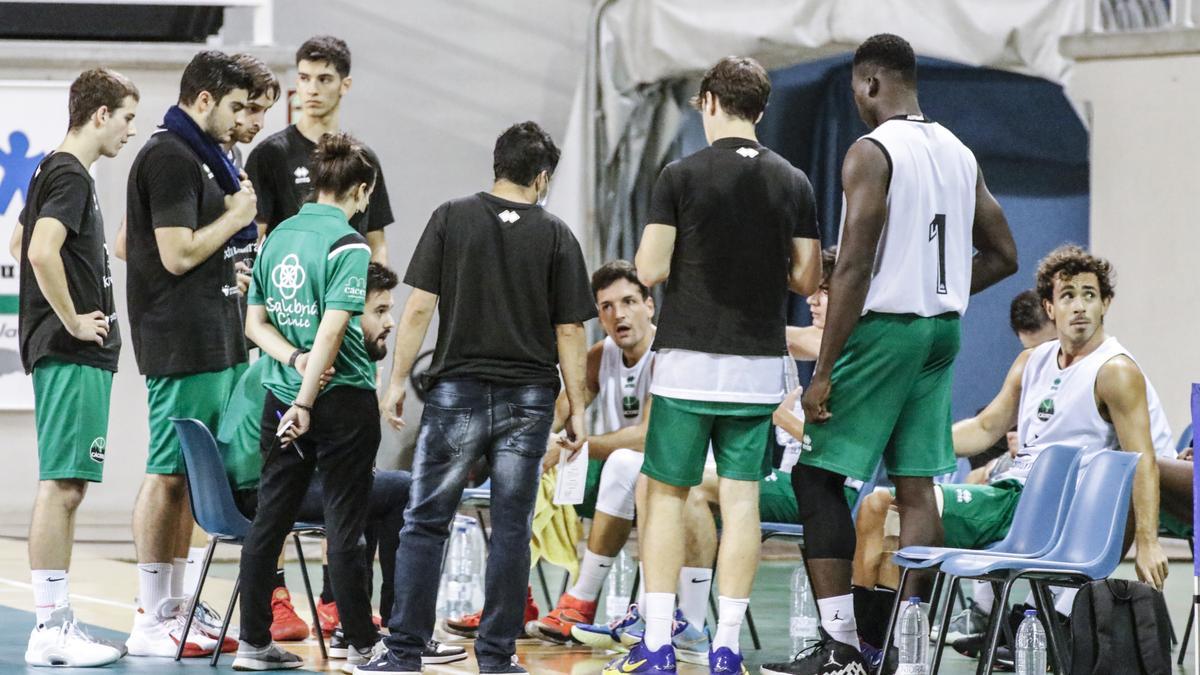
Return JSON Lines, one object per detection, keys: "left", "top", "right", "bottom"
{"left": 909, "top": 596, "right": 921, "bottom": 604}
{"left": 1024, "top": 609, "right": 1037, "bottom": 616}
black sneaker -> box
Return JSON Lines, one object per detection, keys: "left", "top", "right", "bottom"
{"left": 328, "top": 628, "right": 351, "bottom": 659}
{"left": 478, "top": 655, "right": 527, "bottom": 673}
{"left": 761, "top": 628, "right": 871, "bottom": 674}
{"left": 422, "top": 639, "right": 466, "bottom": 665}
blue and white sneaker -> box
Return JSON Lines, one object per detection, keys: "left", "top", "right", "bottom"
{"left": 708, "top": 646, "right": 748, "bottom": 674}
{"left": 669, "top": 614, "right": 710, "bottom": 665}
{"left": 601, "top": 640, "right": 676, "bottom": 674}
{"left": 572, "top": 604, "right": 643, "bottom": 652}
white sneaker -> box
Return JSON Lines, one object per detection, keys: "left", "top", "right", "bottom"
{"left": 126, "top": 597, "right": 218, "bottom": 658}
{"left": 25, "top": 608, "right": 124, "bottom": 667}
{"left": 342, "top": 641, "right": 388, "bottom": 673}
{"left": 231, "top": 640, "right": 304, "bottom": 671}
{"left": 191, "top": 599, "right": 239, "bottom": 640}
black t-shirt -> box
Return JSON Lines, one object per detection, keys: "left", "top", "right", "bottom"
{"left": 125, "top": 130, "right": 247, "bottom": 376}
{"left": 648, "top": 137, "right": 820, "bottom": 356}
{"left": 245, "top": 125, "right": 394, "bottom": 236}
{"left": 17, "top": 153, "right": 121, "bottom": 373}
{"left": 404, "top": 193, "right": 596, "bottom": 388}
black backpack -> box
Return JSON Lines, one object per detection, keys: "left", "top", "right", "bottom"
{"left": 1070, "top": 579, "right": 1172, "bottom": 675}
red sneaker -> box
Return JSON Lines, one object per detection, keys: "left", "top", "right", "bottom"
{"left": 524, "top": 586, "right": 540, "bottom": 624}
{"left": 268, "top": 588, "right": 310, "bottom": 642}
{"left": 315, "top": 598, "right": 339, "bottom": 637}
{"left": 526, "top": 593, "right": 597, "bottom": 644}
{"left": 442, "top": 587, "right": 540, "bottom": 638}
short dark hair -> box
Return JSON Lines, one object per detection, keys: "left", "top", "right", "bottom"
{"left": 68, "top": 68, "right": 139, "bottom": 131}
{"left": 233, "top": 53, "right": 280, "bottom": 102}
{"left": 367, "top": 262, "right": 398, "bottom": 295}
{"left": 493, "top": 122, "right": 560, "bottom": 187}
{"left": 179, "top": 50, "right": 252, "bottom": 106}
{"left": 853, "top": 33, "right": 917, "bottom": 83}
{"left": 591, "top": 260, "right": 649, "bottom": 300}
{"left": 311, "top": 132, "right": 377, "bottom": 201}
{"left": 820, "top": 246, "right": 838, "bottom": 287}
{"left": 692, "top": 56, "right": 771, "bottom": 122}
{"left": 1035, "top": 245, "right": 1116, "bottom": 303}
{"left": 296, "top": 35, "right": 351, "bottom": 78}
{"left": 1009, "top": 289, "right": 1049, "bottom": 336}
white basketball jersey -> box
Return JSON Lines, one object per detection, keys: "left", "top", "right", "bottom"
{"left": 598, "top": 337, "right": 654, "bottom": 433}
{"left": 845, "top": 116, "right": 978, "bottom": 317}
{"left": 1008, "top": 336, "right": 1174, "bottom": 483}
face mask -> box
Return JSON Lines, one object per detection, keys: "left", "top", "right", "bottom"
{"left": 535, "top": 174, "right": 549, "bottom": 207}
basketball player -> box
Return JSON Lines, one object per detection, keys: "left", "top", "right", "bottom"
{"left": 606, "top": 55, "right": 822, "bottom": 675}
{"left": 770, "top": 33, "right": 1017, "bottom": 673}
{"left": 16, "top": 68, "right": 138, "bottom": 668}
{"left": 245, "top": 35, "right": 393, "bottom": 262}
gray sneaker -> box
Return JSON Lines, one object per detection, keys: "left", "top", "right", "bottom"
{"left": 342, "top": 641, "right": 388, "bottom": 674}
{"left": 231, "top": 640, "right": 304, "bottom": 671}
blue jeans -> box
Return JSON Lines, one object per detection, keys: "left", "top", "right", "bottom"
{"left": 385, "top": 378, "right": 554, "bottom": 669}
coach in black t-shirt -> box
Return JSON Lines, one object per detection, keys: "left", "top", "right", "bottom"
{"left": 123, "top": 51, "right": 258, "bottom": 657}
{"left": 368, "top": 123, "right": 594, "bottom": 674}
{"left": 609, "top": 56, "right": 822, "bottom": 671}
{"left": 245, "top": 35, "right": 393, "bottom": 262}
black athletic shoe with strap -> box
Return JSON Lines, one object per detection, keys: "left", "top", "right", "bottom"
{"left": 760, "top": 628, "right": 871, "bottom": 675}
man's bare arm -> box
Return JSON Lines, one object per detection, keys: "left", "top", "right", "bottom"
{"left": 952, "top": 350, "right": 1027, "bottom": 456}
{"left": 970, "top": 166, "right": 1018, "bottom": 294}
{"left": 8, "top": 223, "right": 21, "bottom": 262}
{"left": 1097, "top": 355, "right": 1168, "bottom": 589}
{"left": 155, "top": 183, "right": 256, "bottom": 275}
{"left": 27, "top": 218, "right": 109, "bottom": 346}
{"left": 556, "top": 322, "right": 590, "bottom": 452}
{"left": 635, "top": 224, "right": 675, "bottom": 288}
{"left": 786, "top": 325, "right": 822, "bottom": 361}
{"left": 366, "top": 230, "right": 387, "bottom": 264}
{"left": 789, "top": 237, "right": 821, "bottom": 296}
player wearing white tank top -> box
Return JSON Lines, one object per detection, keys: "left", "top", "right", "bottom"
{"left": 528, "top": 262, "right": 718, "bottom": 661}
{"left": 772, "top": 35, "right": 1020, "bottom": 674}
{"left": 952, "top": 246, "right": 1190, "bottom": 592}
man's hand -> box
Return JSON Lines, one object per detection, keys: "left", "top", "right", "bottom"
{"left": 225, "top": 180, "right": 257, "bottom": 223}
{"left": 801, "top": 375, "right": 832, "bottom": 423}
{"left": 277, "top": 405, "right": 310, "bottom": 447}
{"left": 235, "top": 260, "right": 252, "bottom": 295}
{"left": 69, "top": 310, "right": 109, "bottom": 346}
{"left": 381, "top": 384, "right": 406, "bottom": 431}
{"left": 560, "top": 410, "right": 587, "bottom": 455}
{"left": 1134, "top": 538, "right": 1170, "bottom": 590}
{"left": 1178, "top": 447, "right": 1193, "bottom": 461}
{"left": 294, "top": 352, "right": 335, "bottom": 389}
{"left": 542, "top": 437, "right": 563, "bottom": 472}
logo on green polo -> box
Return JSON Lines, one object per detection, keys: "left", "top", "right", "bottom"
{"left": 1037, "top": 398, "right": 1055, "bottom": 421}
{"left": 89, "top": 437, "right": 106, "bottom": 463}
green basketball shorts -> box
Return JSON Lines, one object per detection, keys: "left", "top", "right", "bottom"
{"left": 33, "top": 360, "right": 113, "bottom": 482}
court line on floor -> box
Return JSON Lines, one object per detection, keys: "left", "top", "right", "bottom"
{"left": 0, "top": 577, "right": 136, "bottom": 611}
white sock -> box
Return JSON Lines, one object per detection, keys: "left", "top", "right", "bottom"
{"left": 31, "top": 570, "right": 69, "bottom": 626}
{"left": 677, "top": 567, "right": 712, "bottom": 630}
{"left": 569, "top": 550, "right": 615, "bottom": 602}
{"left": 713, "top": 596, "right": 749, "bottom": 653}
{"left": 818, "top": 594, "right": 858, "bottom": 647}
{"left": 137, "top": 563, "right": 173, "bottom": 614}
{"left": 183, "top": 547, "right": 206, "bottom": 598}
{"left": 171, "top": 558, "right": 187, "bottom": 598}
{"left": 642, "top": 592, "right": 675, "bottom": 651}
{"left": 972, "top": 580, "right": 994, "bottom": 614}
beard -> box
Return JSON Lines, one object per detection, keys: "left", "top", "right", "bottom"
{"left": 364, "top": 335, "right": 388, "bottom": 362}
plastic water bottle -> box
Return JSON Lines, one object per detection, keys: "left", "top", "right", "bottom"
{"left": 896, "top": 597, "right": 929, "bottom": 674}
{"left": 789, "top": 567, "right": 820, "bottom": 652}
{"left": 438, "top": 515, "right": 483, "bottom": 620}
{"left": 1015, "top": 609, "right": 1047, "bottom": 675}
{"left": 605, "top": 549, "right": 634, "bottom": 621}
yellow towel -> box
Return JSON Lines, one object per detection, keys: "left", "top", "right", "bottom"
{"left": 529, "top": 467, "right": 583, "bottom": 581}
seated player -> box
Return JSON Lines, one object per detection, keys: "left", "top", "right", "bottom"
{"left": 215, "top": 262, "right": 464, "bottom": 667}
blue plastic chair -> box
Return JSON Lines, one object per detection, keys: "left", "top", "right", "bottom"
{"left": 876, "top": 444, "right": 1082, "bottom": 672}
{"left": 932, "top": 450, "right": 1141, "bottom": 675}
{"left": 172, "top": 418, "right": 327, "bottom": 666}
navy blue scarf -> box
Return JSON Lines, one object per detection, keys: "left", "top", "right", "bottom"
{"left": 161, "top": 105, "right": 256, "bottom": 244}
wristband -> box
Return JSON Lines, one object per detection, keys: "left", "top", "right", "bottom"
{"left": 288, "top": 348, "right": 307, "bottom": 369}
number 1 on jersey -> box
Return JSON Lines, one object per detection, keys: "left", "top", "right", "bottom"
{"left": 929, "top": 213, "right": 947, "bottom": 295}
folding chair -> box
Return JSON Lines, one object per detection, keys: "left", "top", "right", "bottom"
{"left": 934, "top": 450, "right": 1140, "bottom": 675}
{"left": 172, "top": 418, "right": 327, "bottom": 666}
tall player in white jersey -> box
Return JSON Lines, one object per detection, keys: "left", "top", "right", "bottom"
{"left": 769, "top": 34, "right": 1019, "bottom": 674}
{"left": 953, "top": 245, "right": 1188, "bottom": 590}
{"left": 528, "top": 261, "right": 716, "bottom": 657}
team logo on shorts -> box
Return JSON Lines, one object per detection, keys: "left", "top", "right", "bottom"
{"left": 954, "top": 488, "right": 973, "bottom": 504}
{"left": 800, "top": 434, "right": 813, "bottom": 453}
{"left": 89, "top": 437, "right": 106, "bottom": 464}
{"left": 1037, "top": 398, "right": 1055, "bottom": 421}
{"left": 271, "top": 254, "right": 307, "bottom": 300}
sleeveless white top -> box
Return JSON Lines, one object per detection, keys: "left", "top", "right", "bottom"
{"left": 1005, "top": 336, "right": 1174, "bottom": 483}
{"left": 597, "top": 336, "right": 654, "bottom": 433}
{"left": 848, "top": 116, "right": 978, "bottom": 317}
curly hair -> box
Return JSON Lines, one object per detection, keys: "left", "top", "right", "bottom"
{"left": 1035, "top": 244, "right": 1115, "bottom": 303}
